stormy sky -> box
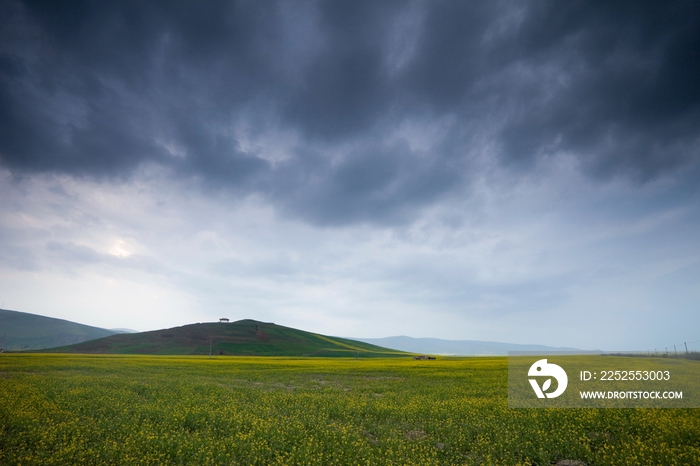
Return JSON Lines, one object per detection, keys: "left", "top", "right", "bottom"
{"left": 1, "top": 0, "right": 699, "bottom": 350}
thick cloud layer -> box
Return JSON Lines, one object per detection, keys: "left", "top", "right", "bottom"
{"left": 6, "top": 1, "right": 700, "bottom": 350}
{"left": 2, "top": 1, "right": 699, "bottom": 225}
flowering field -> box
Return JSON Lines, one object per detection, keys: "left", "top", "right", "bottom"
{"left": 0, "top": 354, "right": 698, "bottom": 465}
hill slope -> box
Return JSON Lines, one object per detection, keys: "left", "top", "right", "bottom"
{"left": 0, "top": 309, "right": 116, "bottom": 351}
{"left": 44, "top": 319, "right": 407, "bottom": 357}
{"left": 354, "top": 336, "right": 590, "bottom": 355}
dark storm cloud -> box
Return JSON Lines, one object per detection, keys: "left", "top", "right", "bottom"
{"left": 271, "top": 138, "right": 465, "bottom": 225}
{"left": 494, "top": 1, "right": 700, "bottom": 179}
{"left": 1, "top": 0, "right": 699, "bottom": 223}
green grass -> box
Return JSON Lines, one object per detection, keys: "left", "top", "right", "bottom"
{"left": 1, "top": 354, "right": 698, "bottom": 465}
{"left": 41, "top": 319, "right": 406, "bottom": 357}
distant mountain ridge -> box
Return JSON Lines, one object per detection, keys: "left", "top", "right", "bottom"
{"left": 352, "top": 335, "right": 593, "bottom": 355}
{"left": 109, "top": 328, "right": 138, "bottom": 334}
{"left": 0, "top": 309, "right": 116, "bottom": 351}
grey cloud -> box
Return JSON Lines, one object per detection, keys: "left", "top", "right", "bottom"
{"left": 0, "top": 245, "right": 38, "bottom": 271}
{"left": 46, "top": 241, "right": 165, "bottom": 275}
{"left": 272, "top": 139, "right": 465, "bottom": 226}
{"left": 1, "top": 0, "right": 699, "bottom": 225}
{"left": 211, "top": 254, "right": 302, "bottom": 279}
{"left": 47, "top": 241, "right": 101, "bottom": 263}
{"left": 493, "top": 1, "right": 700, "bottom": 178}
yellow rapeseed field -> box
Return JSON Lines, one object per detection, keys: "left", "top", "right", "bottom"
{"left": 0, "top": 354, "right": 698, "bottom": 465}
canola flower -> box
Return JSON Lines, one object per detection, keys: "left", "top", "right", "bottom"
{"left": 0, "top": 354, "right": 698, "bottom": 465}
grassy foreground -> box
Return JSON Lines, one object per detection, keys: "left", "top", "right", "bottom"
{"left": 0, "top": 355, "right": 698, "bottom": 465}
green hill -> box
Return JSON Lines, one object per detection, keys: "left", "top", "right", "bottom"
{"left": 0, "top": 309, "right": 116, "bottom": 351}
{"left": 42, "top": 319, "right": 408, "bottom": 357}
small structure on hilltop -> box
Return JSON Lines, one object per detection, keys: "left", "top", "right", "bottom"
{"left": 219, "top": 318, "right": 229, "bottom": 323}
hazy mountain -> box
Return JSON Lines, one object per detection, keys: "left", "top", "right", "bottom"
{"left": 352, "top": 336, "right": 592, "bottom": 355}
{"left": 0, "top": 309, "right": 116, "bottom": 351}
{"left": 42, "top": 319, "right": 407, "bottom": 357}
